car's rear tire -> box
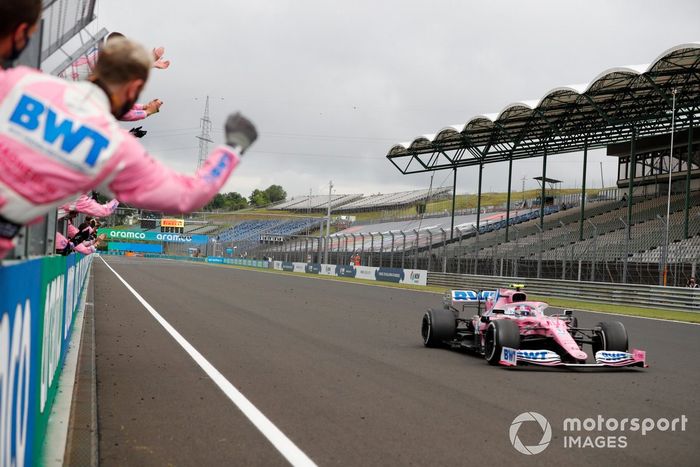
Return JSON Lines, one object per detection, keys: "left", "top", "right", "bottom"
{"left": 592, "top": 321, "right": 628, "bottom": 354}
{"left": 421, "top": 308, "right": 456, "bottom": 347}
{"left": 484, "top": 319, "right": 520, "bottom": 365}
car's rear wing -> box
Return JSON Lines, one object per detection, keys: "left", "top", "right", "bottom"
{"left": 443, "top": 289, "right": 497, "bottom": 313}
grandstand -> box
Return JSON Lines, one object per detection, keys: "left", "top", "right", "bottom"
{"left": 270, "top": 187, "right": 452, "bottom": 214}
{"left": 334, "top": 187, "right": 452, "bottom": 212}
{"left": 270, "top": 194, "right": 362, "bottom": 211}
{"left": 215, "top": 218, "right": 323, "bottom": 253}
{"left": 468, "top": 191, "right": 700, "bottom": 262}
{"left": 631, "top": 235, "right": 700, "bottom": 263}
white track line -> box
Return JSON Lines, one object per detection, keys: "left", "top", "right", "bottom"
{"left": 98, "top": 256, "right": 317, "bottom": 467}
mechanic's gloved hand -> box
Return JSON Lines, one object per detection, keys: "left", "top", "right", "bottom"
{"left": 129, "top": 126, "right": 147, "bottom": 138}
{"left": 225, "top": 113, "right": 257, "bottom": 155}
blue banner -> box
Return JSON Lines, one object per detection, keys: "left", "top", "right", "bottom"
{"left": 335, "top": 265, "right": 357, "bottom": 278}
{"left": 108, "top": 243, "right": 164, "bottom": 253}
{"left": 0, "top": 259, "right": 41, "bottom": 467}
{"left": 0, "top": 254, "right": 93, "bottom": 466}
{"left": 375, "top": 267, "right": 405, "bottom": 283}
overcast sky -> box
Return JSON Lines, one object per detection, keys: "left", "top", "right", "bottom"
{"left": 89, "top": 0, "right": 699, "bottom": 199}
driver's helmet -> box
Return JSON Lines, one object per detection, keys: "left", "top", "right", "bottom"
{"left": 514, "top": 304, "right": 533, "bottom": 316}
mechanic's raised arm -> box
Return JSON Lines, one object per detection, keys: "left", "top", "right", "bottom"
{"left": 104, "top": 113, "right": 256, "bottom": 213}
{"left": 119, "top": 100, "right": 163, "bottom": 122}
{"left": 64, "top": 194, "right": 119, "bottom": 217}
{"left": 119, "top": 103, "right": 147, "bottom": 122}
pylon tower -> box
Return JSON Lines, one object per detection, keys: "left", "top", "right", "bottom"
{"left": 196, "top": 96, "right": 213, "bottom": 170}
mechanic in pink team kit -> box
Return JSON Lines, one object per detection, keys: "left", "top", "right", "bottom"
{"left": 0, "top": 0, "right": 258, "bottom": 259}
{"left": 61, "top": 31, "right": 168, "bottom": 122}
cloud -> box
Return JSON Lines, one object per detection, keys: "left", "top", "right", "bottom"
{"left": 97, "top": 0, "right": 700, "bottom": 198}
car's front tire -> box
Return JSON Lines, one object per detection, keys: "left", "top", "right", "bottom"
{"left": 592, "top": 321, "right": 629, "bottom": 354}
{"left": 422, "top": 308, "right": 456, "bottom": 347}
{"left": 484, "top": 319, "right": 520, "bottom": 365}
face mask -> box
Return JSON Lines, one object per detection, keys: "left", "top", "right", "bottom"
{"left": 4, "top": 27, "right": 32, "bottom": 65}
{"left": 114, "top": 95, "right": 138, "bottom": 120}
{"left": 91, "top": 78, "right": 139, "bottom": 119}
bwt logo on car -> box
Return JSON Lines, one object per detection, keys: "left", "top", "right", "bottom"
{"left": 502, "top": 348, "right": 517, "bottom": 361}
{"left": 452, "top": 290, "right": 496, "bottom": 301}
{"left": 598, "top": 351, "right": 628, "bottom": 361}
{"left": 518, "top": 350, "right": 549, "bottom": 360}
{"left": 9, "top": 94, "right": 110, "bottom": 168}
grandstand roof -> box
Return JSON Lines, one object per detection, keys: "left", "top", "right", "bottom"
{"left": 533, "top": 177, "right": 562, "bottom": 184}
{"left": 386, "top": 42, "right": 700, "bottom": 174}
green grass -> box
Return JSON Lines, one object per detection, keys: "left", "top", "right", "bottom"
{"left": 528, "top": 295, "right": 700, "bottom": 323}
{"left": 196, "top": 261, "right": 700, "bottom": 323}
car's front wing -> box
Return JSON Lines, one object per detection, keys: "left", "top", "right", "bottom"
{"left": 499, "top": 347, "right": 647, "bottom": 368}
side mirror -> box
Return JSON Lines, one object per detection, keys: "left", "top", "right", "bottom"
{"left": 564, "top": 309, "right": 573, "bottom": 316}
{"left": 480, "top": 315, "right": 490, "bottom": 323}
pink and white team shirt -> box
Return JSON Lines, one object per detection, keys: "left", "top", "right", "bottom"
{"left": 58, "top": 194, "right": 119, "bottom": 219}
{"left": 0, "top": 66, "right": 241, "bottom": 257}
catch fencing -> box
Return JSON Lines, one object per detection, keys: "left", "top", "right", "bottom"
{"left": 250, "top": 194, "right": 700, "bottom": 288}
{"left": 428, "top": 272, "right": 700, "bottom": 312}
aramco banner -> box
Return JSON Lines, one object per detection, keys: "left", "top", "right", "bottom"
{"left": 98, "top": 228, "right": 208, "bottom": 244}
{"left": 0, "top": 254, "right": 92, "bottom": 466}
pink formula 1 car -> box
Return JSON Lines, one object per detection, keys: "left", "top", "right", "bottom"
{"left": 421, "top": 285, "right": 646, "bottom": 368}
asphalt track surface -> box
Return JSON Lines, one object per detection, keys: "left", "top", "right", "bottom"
{"left": 94, "top": 255, "right": 700, "bottom": 466}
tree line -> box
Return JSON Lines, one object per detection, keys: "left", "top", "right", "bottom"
{"left": 203, "top": 185, "right": 287, "bottom": 211}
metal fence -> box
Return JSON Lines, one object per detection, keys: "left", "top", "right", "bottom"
{"left": 40, "top": 0, "right": 97, "bottom": 61}
{"left": 427, "top": 272, "right": 700, "bottom": 312}
{"left": 248, "top": 193, "right": 700, "bottom": 287}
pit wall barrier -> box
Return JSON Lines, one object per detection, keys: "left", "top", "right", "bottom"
{"left": 108, "top": 242, "right": 164, "bottom": 254}
{"left": 0, "top": 253, "right": 93, "bottom": 467}
{"left": 272, "top": 261, "right": 428, "bottom": 286}
{"left": 205, "top": 257, "right": 268, "bottom": 268}
{"left": 98, "top": 251, "right": 270, "bottom": 270}
{"left": 97, "top": 252, "right": 428, "bottom": 285}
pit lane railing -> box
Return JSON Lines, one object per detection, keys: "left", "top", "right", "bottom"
{"left": 427, "top": 272, "right": 700, "bottom": 313}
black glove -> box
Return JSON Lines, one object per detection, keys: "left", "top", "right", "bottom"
{"left": 129, "top": 126, "right": 147, "bottom": 138}
{"left": 225, "top": 113, "right": 257, "bottom": 154}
